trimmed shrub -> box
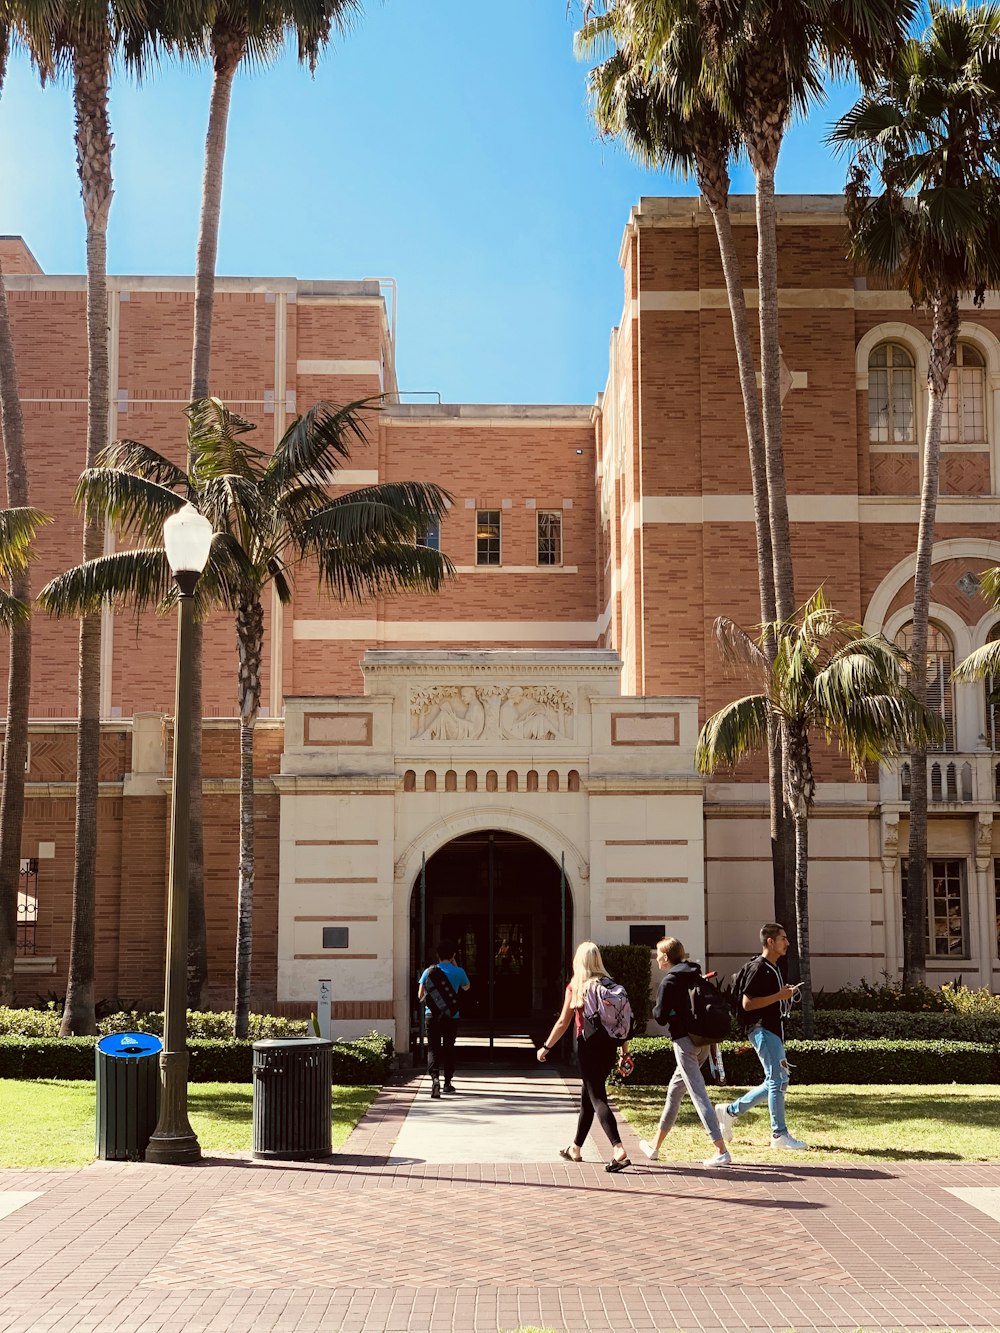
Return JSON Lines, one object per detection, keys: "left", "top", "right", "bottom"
{"left": 0, "top": 1032, "right": 393, "bottom": 1084}
{"left": 813, "top": 977, "right": 1000, "bottom": 1017}
{"left": 600, "top": 944, "right": 654, "bottom": 1034}
{"left": 624, "top": 1036, "right": 999, "bottom": 1085}
{"left": 786, "top": 1009, "right": 1000, "bottom": 1044}
{"left": 0, "top": 1008, "right": 310, "bottom": 1040}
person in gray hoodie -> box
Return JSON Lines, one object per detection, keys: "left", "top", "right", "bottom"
{"left": 639, "top": 937, "right": 732, "bottom": 1167}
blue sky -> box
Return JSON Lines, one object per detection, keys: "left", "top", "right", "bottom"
{"left": 0, "top": 2, "right": 858, "bottom": 405}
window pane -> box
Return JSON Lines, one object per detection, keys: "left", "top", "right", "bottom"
{"left": 942, "top": 376, "right": 961, "bottom": 442}
{"left": 994, "top": 861, "right": 1000, "bottom": 958}
{"left": 891, "top": 363, "right": 915, "bottom": 442}
{"left": 417, "top": 524, "right": 440, "bottom": 551}
{"left": 961, "top": 366, "right": 985, "bottom": 442}
{"left": 869, "top": 368, "right": 890, "bottom": 442}
{"left": 476, "top": 510, "right": 501, "bottom": 565}
{"left": 902, "top": 858, "right": 968, "bottom": 957}
{"left": 537, "top": 511, "right": 562, "bottom": 565}
{"left": 896, "top": 623, "right": 955, "bottom": 750}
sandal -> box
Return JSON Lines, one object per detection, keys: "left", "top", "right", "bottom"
{"left": 558, "top": 1147, "right": 583, "bottom": 1162}
{"left": 605, "top": 1156, "right": 631, "bottom": 1173}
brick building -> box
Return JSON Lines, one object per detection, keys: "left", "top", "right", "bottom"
{"left": 3, "top": 194, "right": 999, "bottom": 1043}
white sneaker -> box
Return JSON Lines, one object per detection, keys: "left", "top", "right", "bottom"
{"left": 703, "top": 1150, "right": 732, "bottom": 1167}
{"left": 639, "top": 1139, "right": 659, "bottom": 1161}
{"left": 716, "top": 1104, "right": 736, "bottom": 1142}
{"left": 771, "top": 1132, "right": 808, "bottom": 1150}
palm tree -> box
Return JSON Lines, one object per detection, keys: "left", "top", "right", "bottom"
{"left": 701, "top": 0, "right": 914, "bottom": 624}
{"left": 831, "top": 0, "right": 1000, "bottom": 987}
{"left": 577, "top": 0, "right": 798, "bottom": 947}
{"left": 696, "top": 589, "right": 943, "bottom": 1035}
{"left": 179, "top": 0, "right": 361, "bottom": 1009}
{"left": 38, "top": 397, "right": 453, "bottom": 1036}
{"left": 0, "top": 13, "right": 44, "bottom": 1006}
{"left": 0, "top": 505, "right": 52, "bottom": 1002}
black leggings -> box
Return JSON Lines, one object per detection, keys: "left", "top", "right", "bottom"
{"left": 574, "top": 1031, "right": 622, "bottom": 1150}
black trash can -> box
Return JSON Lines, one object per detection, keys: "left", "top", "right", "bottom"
{"left": 252, "top": 1038, "right": 333, "bottom": 1161}
{"left": 95, "top": 1032, "right": 163, "bottom": 1162}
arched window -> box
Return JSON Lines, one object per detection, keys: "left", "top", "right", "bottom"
{"left": 869, "top": 343, "right": 915, "bottom": 443}
{"left": 506, "top": 770, "right": 518, "bottom": 792}
{"left": 424, "top": 771, "right": 437, "bottom": 792}
{"left": 942, "top": 342, "right": 986, "bottom": 445}
{"left": 896, "top": 622, "right": 955, "bottom": 751}
{"left": 986, "top": 623, "right": 1000, "bottom": 750}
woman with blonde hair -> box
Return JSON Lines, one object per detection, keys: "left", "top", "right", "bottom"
{"left": 537, "top": 941, "right": 631, "bottom": 1172}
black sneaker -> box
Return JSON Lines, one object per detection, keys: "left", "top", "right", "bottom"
{"left": 430, "top": 1081, "right": 441, "bottom": 1099}
{"left": 443, "top": 1082, "right": 457, "bottom": 1095}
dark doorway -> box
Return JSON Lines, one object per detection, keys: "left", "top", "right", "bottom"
{"left": 409, "top": 830, "right": 573, "bottom": 1057}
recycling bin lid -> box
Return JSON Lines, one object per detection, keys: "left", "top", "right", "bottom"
{"left": 97, "top": 1032, "right": 163, "bottom": 1057}
{"left": 252, "top": 1038, "right": 332, "bottom": 1050}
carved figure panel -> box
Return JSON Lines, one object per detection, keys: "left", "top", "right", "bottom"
{"left": 410, "top": 684, "right": 574, "bottom": 742}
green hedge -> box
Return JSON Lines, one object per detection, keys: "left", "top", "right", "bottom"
{"left": 786, "top": 1009, "right": 1000, "bottom": 1044}
{"left": 0, "top": 1032, "right": 393, "bottom": 1084}
{"left": 600, "top": 944, "right": 654, "bottom": 1034}
{"left": 815, "top": 978, "right": 1000, "bottom": 1016}
{"left": 0, "top": 1008, "right": 309, "bottom": 1040}
{"left": 623, "top": 1036, "right": 999, "bottom": 1085}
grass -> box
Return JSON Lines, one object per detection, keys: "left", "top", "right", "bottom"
{"left": 614, "top": 1083, "right": 1000, "bottom": 1163}
{"left": 0, "top": 1080, "right": 378, "bottom": 1168}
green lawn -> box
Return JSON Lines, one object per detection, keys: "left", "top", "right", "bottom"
{"left": 0, "top": 1080, "right": 378, "bottom": 1168}
{"left": 614, "top": 1083, "right": 1000, "bottom": 1163}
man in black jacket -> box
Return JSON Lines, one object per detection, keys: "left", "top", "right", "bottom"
{"left": 639, "top": 937, "right": 732, "bottom": 1167}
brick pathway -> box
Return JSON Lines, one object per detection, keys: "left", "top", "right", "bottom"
{"left": 0, "top": 1070, "right": 999, "bottom": 1332}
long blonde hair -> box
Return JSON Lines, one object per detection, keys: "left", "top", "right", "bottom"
{"left": 570, "top": 940, "right": 609, "bottom": 1008}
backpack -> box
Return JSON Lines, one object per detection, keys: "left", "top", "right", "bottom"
{"left": 422, "top": 965, "right": 460, "bottom": 1020}
{"left": 723, "top": 957, "right": 762, "bottom": 1031}
{"left": 685, "top": 974, "right": 733, "bottom": 1045}
{"left": 581, "top": 977, "right": 633, "bottom": 1043}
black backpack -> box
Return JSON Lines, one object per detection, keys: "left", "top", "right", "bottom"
{"left": 686, "top": 974, "right": 733, "bottom": 1045}
{"left": 422, "top": 965, "right": 460, "bottom": 1020}
{"left": 723, "top": 957, "right": 762, "bottom": 1031}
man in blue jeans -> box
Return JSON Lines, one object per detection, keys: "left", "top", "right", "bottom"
{"left": 717, "top": 923, "right": 808, "bottom": 1151}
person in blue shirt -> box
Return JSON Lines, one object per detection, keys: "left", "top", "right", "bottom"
{"left": 417, "top": 940, "right": 470, "bottom": 1098}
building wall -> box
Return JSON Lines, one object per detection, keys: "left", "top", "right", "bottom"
{"left": 5, "top": 196, "right": 1000, "bottom": 1011}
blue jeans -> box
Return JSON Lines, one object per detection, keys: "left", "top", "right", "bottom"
{"left": 726, "top": 1024, "right": 788, "bottom": 1137}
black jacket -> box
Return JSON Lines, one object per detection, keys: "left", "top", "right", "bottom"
{"left": 652, "top": 960, "right": 704, "bottom": 1040}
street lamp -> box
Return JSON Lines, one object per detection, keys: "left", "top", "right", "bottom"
{"left": 146, "top": 504, "right": 213, "bottom": 1165}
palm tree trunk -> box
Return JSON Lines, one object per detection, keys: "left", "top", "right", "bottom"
{"left": 791, "top": 805, "right": 814, "bottom": 1038}
{"left": 61, "top": 34, "right": 114, "bottom": 1038}
{"left": 903, "top": 289, "right": 959, "bottom": 988}
{"left": 0, "top": 261, "right": 31, "bottom": 1007}
{"left": 233, "top": 595, "right": 263, "bottom": 1039}
{"left": 705, "top": 192, "right": 792, "bottom": 936}
{"left": 186, "top": 36, "right": 244, "bottom": 1012}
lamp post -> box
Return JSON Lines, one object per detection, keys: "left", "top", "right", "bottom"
{"left": 146, "top": 504, "right": 213, "bottom": 1164}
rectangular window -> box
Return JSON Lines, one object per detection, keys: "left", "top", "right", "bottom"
{"left": 537, "top": 510, "right": 562, "bottom": 566}
{"left": 417, "top": 524, "right": 440, "bottom": 551}
{"left": 901, "top": 858, "right": 969, "bottom": 958}
{"left": 994, "top": 862, "right": 1000, "bottom": 959}
{"left": 476, "top": 510, "right": 501, "bottom": 565}
{"left": 629, "top": 924, "right": 665, "bottom": 947}
{"left": 17, "top": 858, "right": 38, "bottom": 957}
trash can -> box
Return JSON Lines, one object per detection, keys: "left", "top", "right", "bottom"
{"left": 95, "top": 1032, "right": 163, "bottom": 1162}
{"left": 252, "top": 1038, "right": 333, "bottom": 1161}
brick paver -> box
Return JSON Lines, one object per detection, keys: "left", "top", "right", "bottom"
{"left": 0, "top": 1070, "right": 998, "bottom": 1331}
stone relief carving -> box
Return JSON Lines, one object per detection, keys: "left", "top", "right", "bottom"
{"left": 411, "top": 684, "right": 574, "bottom": 742}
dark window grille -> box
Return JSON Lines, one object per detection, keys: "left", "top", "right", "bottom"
{"left": 17, "top": 858, "right": 38, "bottom": 956}
{"left": 476, "top": 510, "right": 501, "bottom": 565}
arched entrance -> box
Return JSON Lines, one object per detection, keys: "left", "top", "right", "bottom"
{"left": 408, "top": 830, "right": 573, "bottom": 1054}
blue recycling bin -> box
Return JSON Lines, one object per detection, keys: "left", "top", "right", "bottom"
{"left": 95, "top": 1033, "right": 163, "bottom": 1161}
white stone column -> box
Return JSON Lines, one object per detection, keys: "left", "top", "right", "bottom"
{"left": 974, "top": 813, "right": 995, "bottom": 987}
{"left": 880, "top": 815, "right": 901, "bottom": 979}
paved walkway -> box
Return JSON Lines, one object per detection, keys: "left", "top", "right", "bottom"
{"left": 1, "top": 1064, "right": 999, "bottom": 1332}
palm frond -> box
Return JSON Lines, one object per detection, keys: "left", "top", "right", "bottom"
{"left": 696, "top": 694, "right": 770, "bottom": 774}
{"left": 266, "top": 399, "right": 376, "bottom": 495}
{"left": 0, "top": 506, "right": 52, "bottom": 577}
{"left": 0, "top": 588, "right": 31, "bottom": 630}
{"left": 75, "top": 469, "right": 185, "bottom": 541}
{"left": 951, "top": 639, "right": 1000, "bottom": 683}
{"left": 37, "top": 549, "right": 174, "bottom": 619}
{"left": 714, "top": 615, "right": 768, "bottom": 675}
{"left": 96, "top": 438, "right": 189, "bottom": 489}
{"left": 314, "top": 541, "right": 453, "bottom": 604}
{"left": 294, "top": 483, "right": 453, "bottom": 553}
